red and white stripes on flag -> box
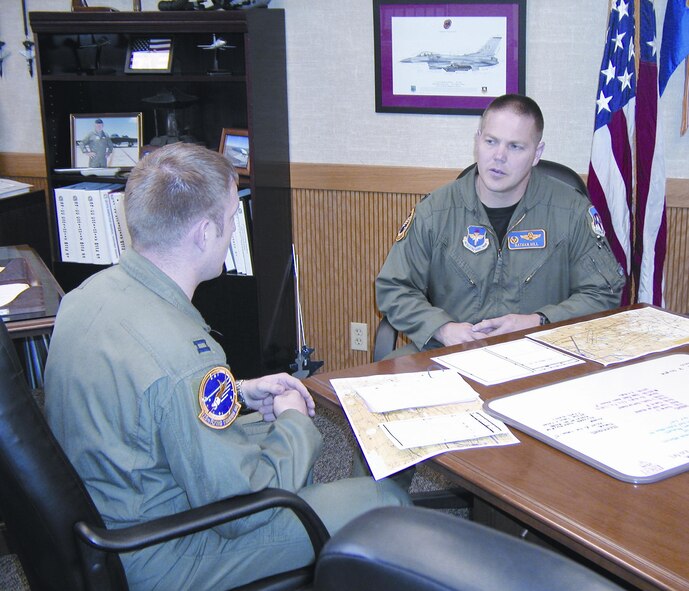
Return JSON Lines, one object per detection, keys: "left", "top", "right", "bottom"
{"left": 587, "top": 0, "right": 666, "bottom": 306}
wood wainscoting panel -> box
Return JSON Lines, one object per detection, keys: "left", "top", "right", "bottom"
{"left": 292, "top": 188, "right": 420, "bottom": 373}
{"left": 665, "top": 205, "right": 689, "bottom": 315}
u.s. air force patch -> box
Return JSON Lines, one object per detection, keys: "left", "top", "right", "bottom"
{"left": 588, "top": 206, "right": 606, "bottom": 237}
{"left": 396, "top": 207, "right": 415, "bottom": 242}
{"left": 198, "top": 367, "right": 241, "bottom": 430}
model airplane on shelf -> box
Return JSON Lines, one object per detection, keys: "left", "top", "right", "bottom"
{"left": 197, "top": 35, "right": 233, "bottom": 51}
{"left": 401, "top": 36, "right": 502, "bottom": 72}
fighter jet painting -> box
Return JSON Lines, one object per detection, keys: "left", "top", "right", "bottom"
{"left": 400, "top": 36, "right": 502, "bottom": 72}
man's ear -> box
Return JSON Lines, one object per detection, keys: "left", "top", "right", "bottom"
{"left": 532, "top": 141, "right": 545, "bottom": 167}
{"left": 192, "top": 218, "right": 211, "bottom": 251}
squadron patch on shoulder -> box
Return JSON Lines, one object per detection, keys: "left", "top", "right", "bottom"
{"left": 198, "top": 366, "right": 241, "bottom": 430}
{"left": 588, "top": 206, "right": 606, "bottom": 238}
{"left": 462, "top": 225, "right": 489, "bottom": 253}
{"left": 396, "top": 208, "right": 415, "bottom": 242}
{"left": 507, "top": 229, "right": 546, "bottom": 250}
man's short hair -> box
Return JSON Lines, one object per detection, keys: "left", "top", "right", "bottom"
{"left": 124, "top": 143, "right": 239, "bottom": 252}
{"left": 95, "top": 118, "right": 103, "bottom": 124}
{"left": 481, "top": 94, "right": 544, "bottom": 139}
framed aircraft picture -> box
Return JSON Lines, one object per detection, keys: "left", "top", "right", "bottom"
{"left": 373, "top": 0, "right": 526, "bottom": 114}
{"left": 219, "top": 128, "right": 250, "bottom": 177}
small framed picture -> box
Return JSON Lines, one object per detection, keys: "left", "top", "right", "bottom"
{"left": 124, "top": 38, "right": 173, "bottom": 74}
{"left": 70, "top": 113, "right": 143, "bottom": 169}
{"left": 219, "top": 128, "right": 250, "bottom": 176}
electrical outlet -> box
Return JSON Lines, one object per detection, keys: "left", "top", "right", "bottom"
{"left": 350, "top": 322, "right": 368, "bottom": 351}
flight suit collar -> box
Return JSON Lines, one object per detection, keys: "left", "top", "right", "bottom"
{"left": 118, "top": 250, "right": 210, "bottom": 331}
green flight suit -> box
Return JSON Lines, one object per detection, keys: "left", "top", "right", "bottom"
{"left": 376, "top": 167, "right": 625, "bottom": 351}
{"left": 45, "top": 250, "right": 409, "bottom": 591}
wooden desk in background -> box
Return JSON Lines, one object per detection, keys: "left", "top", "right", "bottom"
{"left": 304, "top": 306, "right": 689, "bottom": 591}
{"left": 1, "top": 245, "right": 64, "bottom": 387}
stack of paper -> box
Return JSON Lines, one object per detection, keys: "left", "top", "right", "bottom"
{"left": 0, "top": 178, "right": 33, "bottom": 199}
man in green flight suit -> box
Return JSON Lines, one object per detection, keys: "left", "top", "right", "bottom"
{"left": 45, "top": 143, "right": 410, "bottom": 591}
{"left": 376, "top": 94, "right": 625, "bottom": 355}
{"left": 81, "top": 118, "right": 114, "bottom": 167}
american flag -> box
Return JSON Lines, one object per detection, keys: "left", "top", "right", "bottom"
{"left": 586, "top": 0, "right": 666, "bottom": 306}
{"left": 634, "top": 0, "right": 666, "bottom": 305}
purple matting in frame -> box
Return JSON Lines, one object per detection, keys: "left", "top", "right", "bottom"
{"left": 375, "top": 1, "right": 525, "bottom": 114}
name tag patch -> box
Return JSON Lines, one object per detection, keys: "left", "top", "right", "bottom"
{"left": 507, "top": 229, "right": 546, "bottom": 250}
{"left": 198, "top": 366, "right": 241, "bottom": 430}
{"left": 463, "top": 225, "right": 489, "bottom": 253}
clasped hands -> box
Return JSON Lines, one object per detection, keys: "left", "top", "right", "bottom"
{"left": 240, "top": 373, "right": 315, "bottom": 422}
{"left": 434, "top": 313, "right": 542, "bottom": 347}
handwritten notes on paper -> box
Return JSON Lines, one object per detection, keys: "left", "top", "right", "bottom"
{"left": 432, "top": 338, "right": 583, "bottom": 385}
{"left": 330, "top": 372, "right": 518, "bottom": 480}
{"left": 484, "top": 354, "right": 689, "bottom": 483}
{"left": 528, "top": 307, "right": 689, "bottom": 365}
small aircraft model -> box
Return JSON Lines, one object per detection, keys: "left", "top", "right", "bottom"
{"left": 197, "top": 35, "right": 233, "bottom": 51}
{"left": 401, "top": 36, "right": 502, "bottom": 72}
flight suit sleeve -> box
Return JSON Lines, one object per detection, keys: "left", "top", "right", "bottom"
{"left": 375, "top": 202, "right": 455, "bottom": 350}
{"left": 157, "top": 371, "right": 323, "bottom": 539}
{"left": 538, "top": 203, "right": 625, "bottom": 323}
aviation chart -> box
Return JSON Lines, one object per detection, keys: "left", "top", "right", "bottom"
{"left": 527, "top": 307, "right": 689, "bottom": 366}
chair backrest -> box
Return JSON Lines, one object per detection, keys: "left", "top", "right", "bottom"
{"left": 457, "top": 159, "right": 589, "bottom": 196}
{"left": 314, "top": 506, "right": 624, "bottom": 591}
{"left": 0, "top": 322, "right": 128, "bottom": 591}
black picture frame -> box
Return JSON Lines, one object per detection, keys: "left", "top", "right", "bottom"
{"left": 124, "top": 37, "right": 173, "bottom": 74}
{"left": 373, "top": 0, "right": 526, "bottom": 115}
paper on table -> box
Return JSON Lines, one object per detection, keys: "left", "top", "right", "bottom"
{"left": 0, "top": 283, "right": 30, "bottom": 307}
{"left": 432, "top": 338, "right": 583, "bottom": 385}
{"left": 380, "top": 410, "right": 512, "bottom": 449}
{"left": 484, "top": 354, "right": 689, "bottom": 483}
{"left": 330, "top": 374, "right": 519, "bottom": 480}
{"left": 354, "top": 369, "right": 478, "bottom": 412}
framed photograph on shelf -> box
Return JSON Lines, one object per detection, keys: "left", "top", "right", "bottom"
{"left": 70, "top": 113, "right": 143, "bottom": 169}
{"left": 373, "top": 0, "right": 526, "bottom": 115}
{"left": 124, "top": 38, "right": 173, "bottom": 74}
{"left": 219, "top": 128, "right": 250, "bottom": 176}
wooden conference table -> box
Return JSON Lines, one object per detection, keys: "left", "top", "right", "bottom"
{"left": 304, "top": 306, "right": 689, "bottom": 591}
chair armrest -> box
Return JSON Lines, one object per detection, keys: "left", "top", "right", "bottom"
{"left": 75, "top": 488, "right": 329, "bottom": 555}
{"left": 372, "top": 316, "right": 398, "bottom": 362}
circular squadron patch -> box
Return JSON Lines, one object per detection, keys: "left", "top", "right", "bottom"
{"left": 198, "top": 366, "right": 241, "bottom": 430}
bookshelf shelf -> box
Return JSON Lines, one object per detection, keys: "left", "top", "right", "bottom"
{"left": 30, "top": 10, "right": 295, "bottom": 378}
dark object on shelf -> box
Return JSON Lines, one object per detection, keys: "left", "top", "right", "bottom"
{"left": 71, "top": 0, "right": 119, "bottom": 12}
{"left": 66, "top": 34, "right": 114, "bottom": 75}
{"left": 142, "top": 89, "right": 199, "bottom": 146}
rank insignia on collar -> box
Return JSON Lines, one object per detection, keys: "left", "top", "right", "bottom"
{"left": 588, "top": 206, "right": 606, "bottom": 237}
{"left": 462, "top": 225, "right": 489, "bottom": 253}
{"left": 396, "top": 207, "right": 415, "bottom": 242}
{"left": 507, "top": 229, "right": 546, "bottom": 250}
{"left": 198, "top": 366, "right": 241, "bottom": 430}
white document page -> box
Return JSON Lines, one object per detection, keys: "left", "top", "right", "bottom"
{"left": 0, "top": 283, "right": 30, "bottom": 308}
{"left": 380, "top": 410, "right": 512, "bottom": 449}
{"left": 432, "top": 338, "right": 583, "bottom": 385}
{"left": 354, "top": 369, "right": 478, "bottom": 412}
{"left": 485, "top": 354, "right": 689, "bottom": 483}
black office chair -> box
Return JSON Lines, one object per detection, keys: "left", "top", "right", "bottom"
{"left": 373, "top": 159, "right": 588, "bottom": 361}
{"left": 315, "top": 506, "right": 624, "bottom": 591}
{"left": 0, "top": 320, "right": 328, "bottom": 591}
